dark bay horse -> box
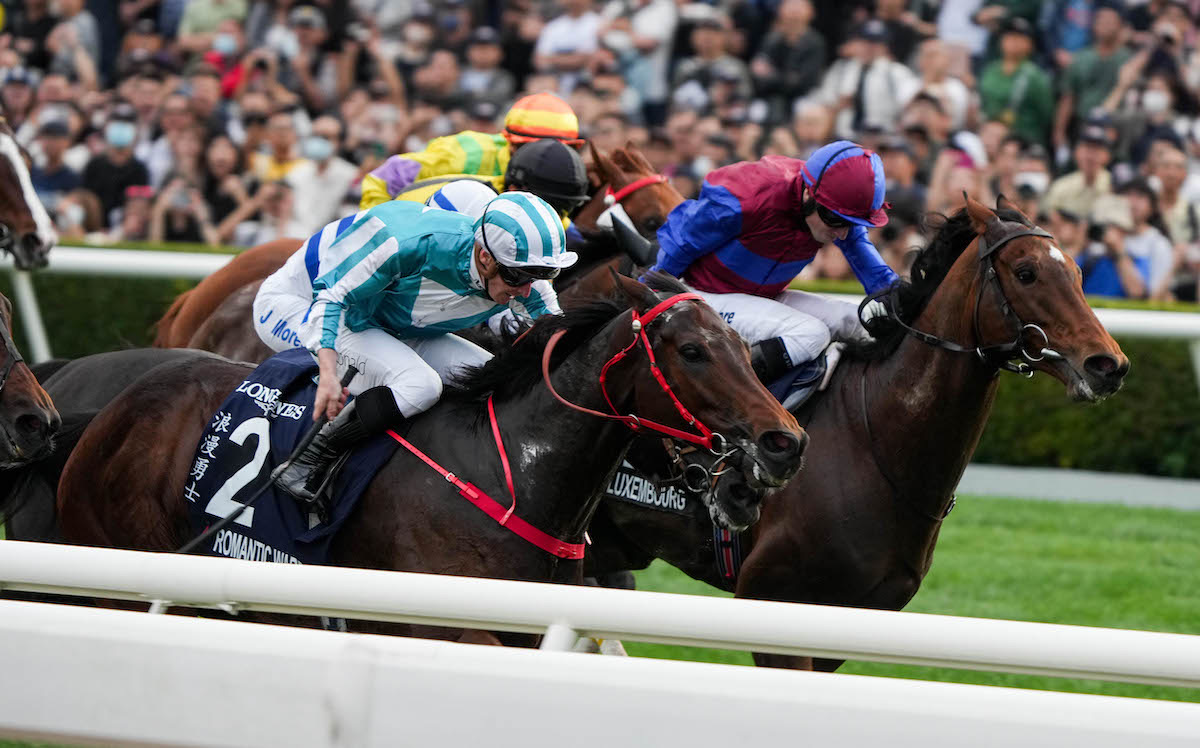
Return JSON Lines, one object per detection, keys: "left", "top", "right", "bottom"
{"left": 583, "top": 197, "right": 1129, "bottom": 669}
{"left": 0, "top": 116, "right": 56, "bottom": 269}
{"left": 3, "top": 349, "right": 221, "bottom": 543}
{"left": 58, "top": 276, "right": 806, "bottom": 640}
{"left": 154, "top": 144, "right": 681, "bottom": 362}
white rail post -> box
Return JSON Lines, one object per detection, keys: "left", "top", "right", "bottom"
{"left": 1190, "top": 340, "right": 1200, "bottom": 397}
{"left": 539, "top": 622, "right": 580, "bottom": 651}
{"left": 9, "top": 270, "right": 51, "bottom": 363}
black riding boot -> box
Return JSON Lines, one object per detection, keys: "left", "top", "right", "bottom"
{"left": 276, "top": 386, "right": 404, "bottom": 503}
{"left": 750, "top": 337, "right": 794, "bottom": 384}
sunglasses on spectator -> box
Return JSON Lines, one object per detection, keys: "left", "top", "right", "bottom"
{"left": 244, "top": 113, "right": 268, "bottom": 126}
{"left": 816, "top": 204, "right": 852, "bottom": 229}
{"left": 496, "top": 261, "right": 560, "bottom": 287}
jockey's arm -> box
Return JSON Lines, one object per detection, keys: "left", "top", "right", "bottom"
{"left": 359, "top": 135, "right": 484, "bottom": 210}
{"left": 485, "top": 279, "right": 560, "bottom": 336}
{"left": 834, "top": 225, "right": 900, "bottom": 295}
{"left": 303, "top": 215, "right": 425, "bottom": 352}
{"left": 360, "top": 155, "right": 426, "bottom": 210}
{"left": 510, "top": 279, "right": 562, "bottom": 322}
{"left": 648, "top": 184, "right": 742, "bottom": 277}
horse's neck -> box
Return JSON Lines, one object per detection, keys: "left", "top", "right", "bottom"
{"left": 858, "top": 258, "right": 1000, "bottom": 515}
{"left": 491, "top": 331, "right": 639, "bottom": 542}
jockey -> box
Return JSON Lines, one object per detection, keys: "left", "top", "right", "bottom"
{"left": 647, "top": 140, "right": 899, "bottom": 383}
{"left": 359, "top": 92, "right": 584, "bottom": 210}
{"left": 393, "top": 137, "right": 591, "bottom": 227}
{"left": 261, "top": 193, "right": 575, "bottom": 502}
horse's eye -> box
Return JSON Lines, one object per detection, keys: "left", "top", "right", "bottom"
{"left": 679, "top": 343, "right": 707, "bottom": 363}
{"left": 641, "top": 218, "right": 663, "bottom": 234}
{"left": 1016, "top": 267, "right": 1037, "bottom": 285}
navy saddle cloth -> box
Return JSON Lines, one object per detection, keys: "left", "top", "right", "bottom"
{"left": 766, "top": 355, "right": 827, "bottom": 414}
{"left": 185, "top": 348, "right": 398, "bottom": 564}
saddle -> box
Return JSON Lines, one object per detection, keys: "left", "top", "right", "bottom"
{"left": 184, "top": 349, "right": 398, "bottom": 565}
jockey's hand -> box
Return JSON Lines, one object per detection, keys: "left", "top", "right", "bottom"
{"left": 819, "top": 342, "right": 845, "bottom": 391}
{"left": 860, "top": 297, "right": 893, "bottom": 338}
{"left": 314, "top": 348, "right": 348, "bottom": 422}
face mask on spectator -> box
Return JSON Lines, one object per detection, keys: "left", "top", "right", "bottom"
{"left": 1014, "top": 170, "right": 1049, "bottom": 195}
{"left": 58, "top": 203, "right": 84, "bottom": 228}
{"left": 1143, "top": 89, "right": 1171, "bottom": 115}
{"left": 301, "top": 135, "right": 334, "bottom": 161}
{"left": 213, "top": 33, "right": 238, "bottom": 56}
{"left": 404, "top": 25, "right": 433, "bottom": 45}
{"left": 105, "top": 121, "right": 137, "bottom": 148}
{"left": 692, "top": 155, "right": 716, "bottom": 177}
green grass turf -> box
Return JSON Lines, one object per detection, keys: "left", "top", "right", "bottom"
{"left": 626, "top": 495, "right": 1200, "bottom": 702}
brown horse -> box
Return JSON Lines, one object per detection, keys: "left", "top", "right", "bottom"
{"left": 153, "top": 144, "right": 682, "bottom": 362}
{"left": 582, "top": 197, "right": 1130, "bottom": 668}
{"left": 574, "top": 142, "right": 683, "bottom": 239}
{"left": 58, "top": 275, "right": 806, "bottom": 641}
{"left": 0, "top": 293, "right": 60, "bottom": 468}
{"left": 0, "top": 117, "right": 56, "bottom": 269}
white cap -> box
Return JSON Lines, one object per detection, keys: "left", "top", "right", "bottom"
{"left": 474, "top": 192, "right": 578, "bottom": 269}
{"left": 425, "top": 179, "right": 498, "bottom": 220}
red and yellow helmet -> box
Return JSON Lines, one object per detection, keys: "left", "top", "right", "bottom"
{"left": 503, "top": 93, "right": 584, "bottom": 148}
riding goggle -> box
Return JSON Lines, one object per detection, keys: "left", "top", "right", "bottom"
{"left": 496, "top": 261, "right": 560, "bottom": 286}
{"left": 816, "top": 204, "right": 853, "bottom": 229}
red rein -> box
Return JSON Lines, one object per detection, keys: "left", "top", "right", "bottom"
{"left": 604, "top": 175, "right": 668, "bottom": 206}
{"left": 540, "top": 293, "right": 715, "bottom": 450}
{"left": 387, "top": 293, "right": 708, "bottom": 559}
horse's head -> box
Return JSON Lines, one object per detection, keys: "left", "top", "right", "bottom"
{"left": 0, "top": 293, "right": 59, "bottom": 466}
{"left": 611, "top": 273, "right": 807, "bottom": 530}
{"left": 586, "top": 141, "right": 684, "bottom": 238}
{"left": 0, "top": 118, "right": 56, "bottom": 270}
{"left": 961, "top": 196, "right": 1128, "bottom": 401}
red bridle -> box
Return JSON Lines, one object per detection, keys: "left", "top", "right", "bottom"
{"left": 384, "top": 293, "right": 713, "bottom": 560}
{"left": 541, "top": 292, "right": 717, "bottom": 450}
{"left": 604, "top": 175, "right": 668, "bottom": 207}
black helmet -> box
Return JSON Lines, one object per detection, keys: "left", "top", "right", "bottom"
{"left": 506, "top": 138, "right": 590, "bottom": 215}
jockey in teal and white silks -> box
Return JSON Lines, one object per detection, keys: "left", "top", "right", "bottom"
{"left": 265, "top": 191, "right": 575, "bottom": 502}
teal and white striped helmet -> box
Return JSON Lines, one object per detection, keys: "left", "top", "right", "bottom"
{"left": 474, "top": 192, "right": 578, "bottom": 269}
{"left": 425, "top": 179, "right": 498, "bottom": 219}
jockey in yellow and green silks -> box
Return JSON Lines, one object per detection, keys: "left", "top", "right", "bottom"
{"left": 359, "top": 92, "right": 585, "bottom": 210}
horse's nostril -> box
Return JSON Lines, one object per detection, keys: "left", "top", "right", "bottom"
{"left": 759, "top": 429, "right": 803, "bottom": 459}
{"left": 1084, "top": 353, "right": 1125, "bottom": 380}
{"left": 16, "top": 410, "right": 54, "bottom": 438}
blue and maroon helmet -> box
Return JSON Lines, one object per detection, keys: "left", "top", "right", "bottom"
{"left": 800, "top": 140, "right": 890, "bottom": 227}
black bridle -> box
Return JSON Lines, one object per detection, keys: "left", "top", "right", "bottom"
{"left": 866, "top": 217, "right": 1064, "bottom": 377}
{"left": 0, "top": 314, "right": 24, "bottom": 393}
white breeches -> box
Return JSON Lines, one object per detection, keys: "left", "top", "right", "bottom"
{"left": 692, "top": 289, "right": 866, "bottom": 364}
{"left": 253, "top": 258, "right": 492, "bottom": 417}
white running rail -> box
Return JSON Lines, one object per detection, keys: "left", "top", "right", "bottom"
{"left": 2, "top": 541, "right": 1199, "bottom": 688}
{"left": 0, "top": 598, "right": 1198, "bottom": 748}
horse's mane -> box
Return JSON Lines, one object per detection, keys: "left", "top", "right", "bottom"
{"left": 447, "top": 272, "right": 689, "bottom": 404}
{"left": 848, "top": 206, "right": 1031, "bottom": 360}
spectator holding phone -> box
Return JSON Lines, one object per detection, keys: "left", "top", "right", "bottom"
{"left": 150, "top": 176, "right": 220, "bottom": 245}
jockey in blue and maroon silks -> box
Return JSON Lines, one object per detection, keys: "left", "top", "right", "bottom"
{"left": 647, "top": 140, "right": 899, "bottom": 382}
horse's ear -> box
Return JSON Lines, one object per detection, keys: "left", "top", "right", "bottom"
{"left": 964, "top": 194, "right": 997, "bottom": 235}
{"left": 622, "top": 141, "right": 656, "bottom": 174}
{"left": 590, "top": 142, "right": 618, "bottom": 184}
{"left": 611, "top": 147, "right": 637, "bottom": 173}
{"left": 994, "top": 193, "right": 1027, "bottom": 221}
{"left": 611, "top": 268, "right": 658, "bottom": 312}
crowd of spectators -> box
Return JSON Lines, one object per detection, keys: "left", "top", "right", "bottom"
{"left": 5, "top": 0, "right": 1200, "bottom": 300}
